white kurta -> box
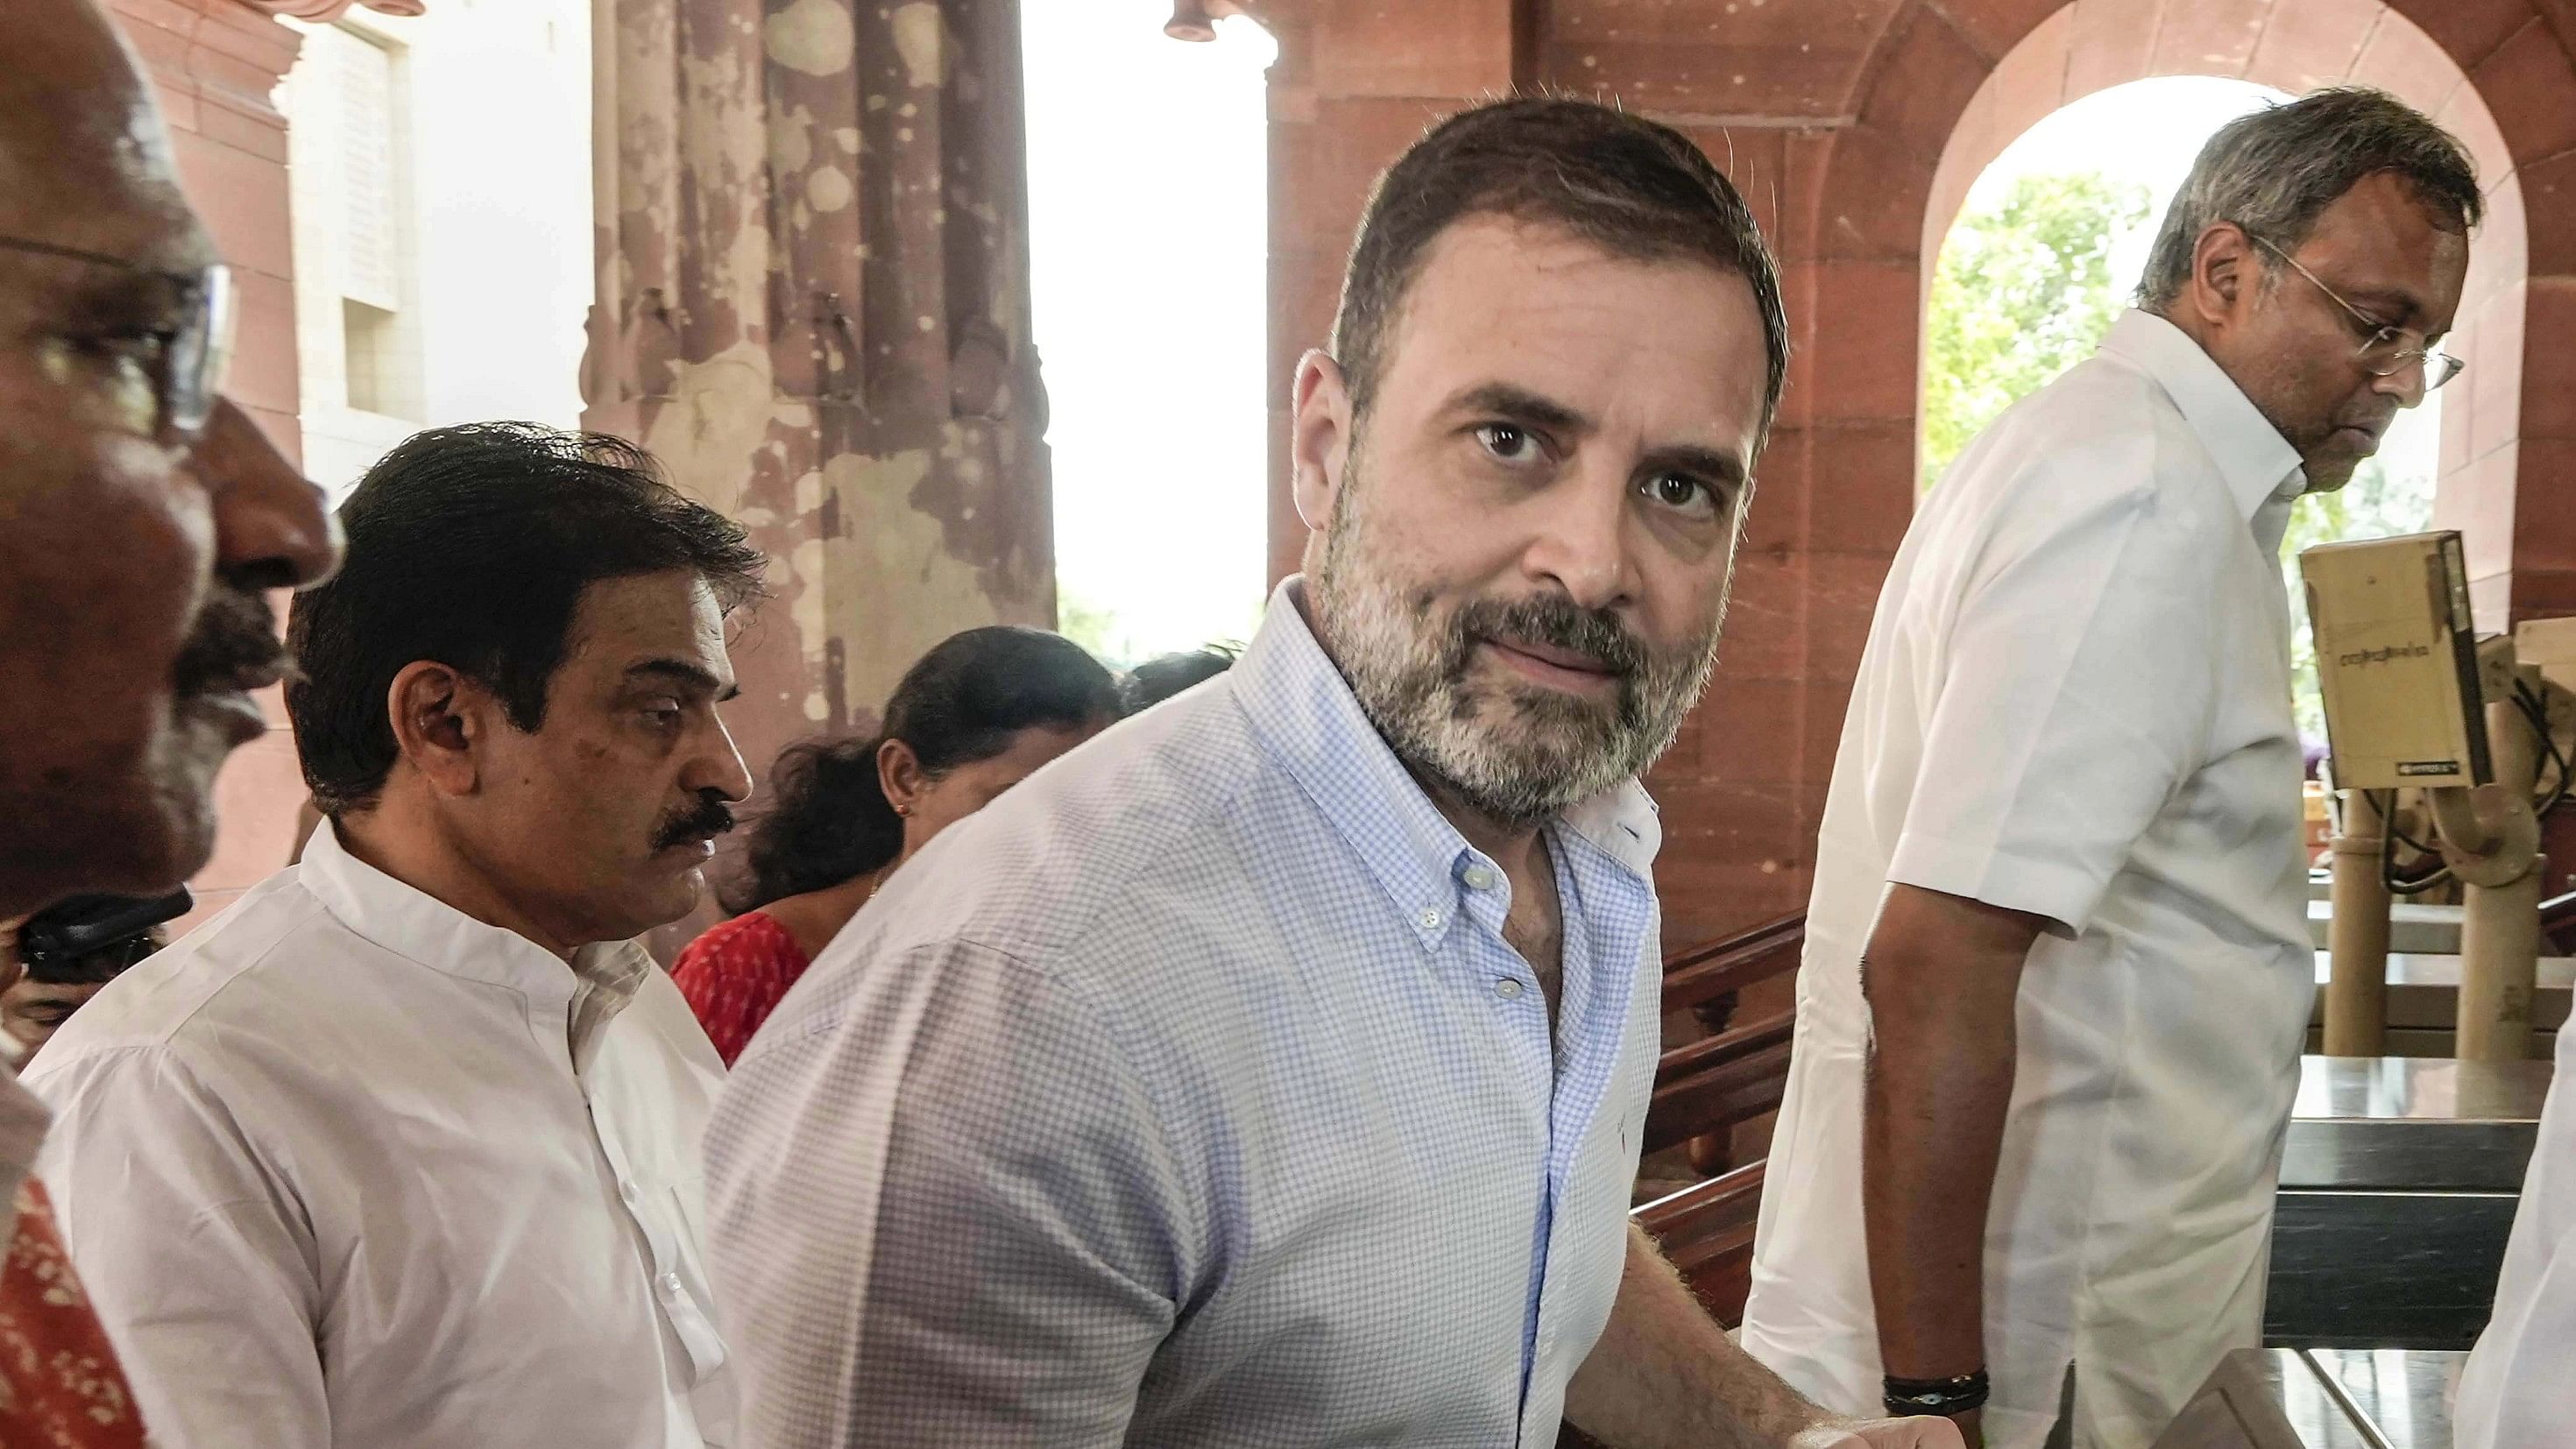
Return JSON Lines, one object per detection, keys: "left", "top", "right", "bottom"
{"left": 2454, "top": 1020, "right": 2576, "bottom": 1447}
{"left": 24, "top": 824, "right": 734, "bottom": 1449}
{"left": 1739, "top": 310, "right": 2315, "bottom": 1449}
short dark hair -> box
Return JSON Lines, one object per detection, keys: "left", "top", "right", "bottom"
{"left": 1121, "top": 644, "right": 1238, "bottom": 713}
{"left": 1330, "top": 96, "right": 1789, "bottom": 442}
{"left": 287, "top": 422, "right": 767, "bottom": 816}
{"left": 721, "top": 626, "right": 1121, "bottom": 913}
{"left": 2139, "top": 86, "right": 2480, "bottom": 309}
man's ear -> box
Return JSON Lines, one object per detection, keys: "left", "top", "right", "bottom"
{"left": 384, "top": 661, "right": 490, "bottom": 800}
{"left": 2188, "top": 221, "right": 2255, "bottom": 326}
{"left": 1291, "top": 349, "right": 1356, "bottom": 535}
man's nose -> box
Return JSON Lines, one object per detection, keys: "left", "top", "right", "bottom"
{"left": 195, "top": 398, "right": 341, "bottom": 590}
{"left": 2373, "top": 357, "right": 2431, "bottom": 409}
{"left": 1520, "top": 462, "right": 1634, "bottom": 612}
{"left": 684, "top": 716, "right": 756, "bottom": 803}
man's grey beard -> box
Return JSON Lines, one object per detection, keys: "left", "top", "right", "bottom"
{"left": 1310, "top": 463, "right": 1727, "bottom": 830}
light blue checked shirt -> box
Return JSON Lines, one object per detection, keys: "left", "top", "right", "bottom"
{"left": 705, "top": 580, "right": 1666, "bottom": 1447}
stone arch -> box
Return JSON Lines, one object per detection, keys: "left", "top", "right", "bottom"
{"left": 1801, "top": 0, "right": 2564, "bottom": 627}
{"left": 1250, "top": 0, "right": 2576, "bottom": 944}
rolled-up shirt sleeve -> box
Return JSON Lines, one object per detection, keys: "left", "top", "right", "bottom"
{"left": 25, "top": 1044, "right": 329, "bottom": 1448}
{"left": 707, "top": 935, "right": 1200, "bottom": 1447}
{"left": 1886, "top": 463, "right": 2223, "bottom": 936}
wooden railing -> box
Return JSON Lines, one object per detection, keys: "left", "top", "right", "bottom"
{"left": 1660, "top": 910, "right": 1806, "bottom": 1016}
{"left": 1635, "top": 1160, "right": 1769, "bottom": 1326}
{"left": 1632, "top": 910, "right": 1807, "bottom": 1319}
{"left": 1644, "top": 911, "right": 1807, "bottom": 1162}
{"left": 1563, "top": 916, "right": 1809, "bottom": 1447}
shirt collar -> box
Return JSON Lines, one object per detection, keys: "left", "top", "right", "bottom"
{"left": 1232, "top": 578, "right": 1660, "bottom": 950}
{"left": 2098, "top": 308, "right": 2307, "bottom": 520}
{"left": 298, "top": 820, "right": 653, "bottom": 1037}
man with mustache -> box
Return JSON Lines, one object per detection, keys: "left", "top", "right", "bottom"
{"left": 1738, "top": 88, "right": 2477, "bottom": 1449}
{"left": 1, "top": 1, "right": 343, "bottom": 1440}
{"left": 27, "top": 421, "right": 763, "bottom": 1448}
{"left": 706, "top": 98, "right": 1950, "bottom": 1448}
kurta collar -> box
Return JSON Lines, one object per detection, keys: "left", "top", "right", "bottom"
{"left": 2098, "top": 308, "right": 2307, "bottom": 520}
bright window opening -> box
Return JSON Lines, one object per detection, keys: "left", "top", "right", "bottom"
{"left": 1022, "top": 3, "right": 1277, "bottom": 666}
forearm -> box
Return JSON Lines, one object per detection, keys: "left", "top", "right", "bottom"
{"left": 1564, "top": 1223, "right": 1832, "bottom": 1449}
{"left": 1858, "top": 888, "right": 2040, "bottom": 1385}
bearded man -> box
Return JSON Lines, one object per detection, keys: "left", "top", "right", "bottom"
{"left": 703, "top": 97, "right": 1954, "bottom": 1449}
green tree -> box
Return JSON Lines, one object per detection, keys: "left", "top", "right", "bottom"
{"left": 1921, "top": 171, "right": 2152, "bottom": 490}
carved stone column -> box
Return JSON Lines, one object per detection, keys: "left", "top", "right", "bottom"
{"left": 584, "top": 0, "right": 1054, "bottom": 788}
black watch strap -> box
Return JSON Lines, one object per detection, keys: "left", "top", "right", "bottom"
{"left": 1883, "top": 1369, "right": 1991, "bottom": 1417}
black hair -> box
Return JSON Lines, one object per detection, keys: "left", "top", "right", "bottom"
{"left": 1332, "top": 95, "right": 1789, "bottom": 445}
{"left": 1121, "top": 644, "right": 1238, "bottom": 712}
{"left": 285, "top": 422, "right": 767, "bottom": 816}
{"left": 720, "top": 626, "right": 1121, "bottom": 913}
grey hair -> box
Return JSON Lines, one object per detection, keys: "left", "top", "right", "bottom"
{"left": 2137, "top": 86, "right": 2480, "bottom": 309}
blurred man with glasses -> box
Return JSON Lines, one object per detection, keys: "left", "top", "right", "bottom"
{"left": 0, "top": 2, "right": 341, "bottom": 1441}
{"left": 1741, "top": 88, "right": 2476, "bottom": 1449}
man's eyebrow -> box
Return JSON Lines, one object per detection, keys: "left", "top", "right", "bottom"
{"left": 50, "top": 265, "right": 191, "bottom": 326}
{"left": 2348, "top": 285, "right": 2429, "bottom": 327}
{"left": 1446, "top": 382, "right": 1594, "bottom": 437}
{"left": 626, "top": 658, "right": 740, "bottom": 703}
{"left": 1643, "top": 442, "right": 1750, "bottom": 491}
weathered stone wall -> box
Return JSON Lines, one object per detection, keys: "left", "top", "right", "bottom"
{"left": 584, "top": 0, "right": 1053, "bottom": 948}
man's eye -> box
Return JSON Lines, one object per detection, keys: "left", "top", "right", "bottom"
{"left": 1643, "top": 472, "right": 1719, "bottom": 516}
{"left": 1475, "top": 422, "right": 1540, "bottom": 463}
{"left": 641, "top": 700, "right": 684, "bottom": 726}
{"left": 76, "top": 329, "right": 174, "bottom": 370}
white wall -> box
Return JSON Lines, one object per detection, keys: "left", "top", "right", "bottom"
{"left": 282, "top": 0, "right": 594, "bottom": 501}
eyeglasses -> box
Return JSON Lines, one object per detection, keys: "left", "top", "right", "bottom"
{"left": 2244, "top": 231, "right": 2462, "bottom": 392}
{"left": 0, "top": 234, "right": 234, "bottom": 437}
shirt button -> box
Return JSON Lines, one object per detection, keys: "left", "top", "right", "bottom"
{"left": 1418, "top": 907, "right": 1443, "bottom": 930}
{"left": 619, "top": 1182, "right": 639, "bottom": 1205}
{"left": 1461, "top": 865, "right": 1497, "bottom": 891}
{"left": 658, "top": 1271, "right": 683, "bottom": 1297}
{"left": 1496, "top": 977, "right": 1525, "bottom": 1000}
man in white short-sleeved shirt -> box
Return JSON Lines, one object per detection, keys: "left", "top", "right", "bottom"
{"left": 1738, "top": 88, "right": 2477, "bottom": 1449}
